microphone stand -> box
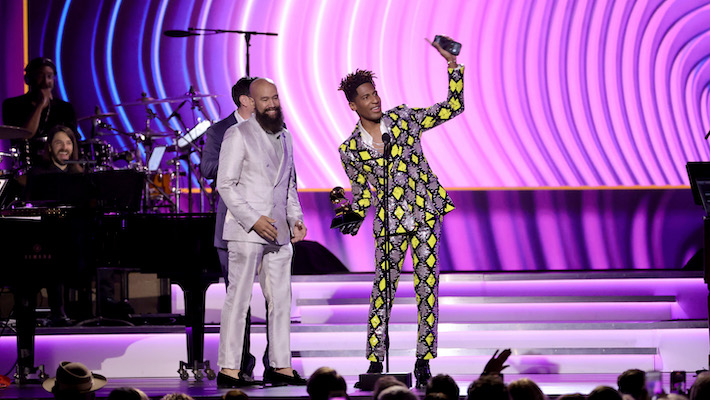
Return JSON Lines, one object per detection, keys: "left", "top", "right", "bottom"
{"left": 165, "top": 27, "right": 278, "bottom": 76}
{"left": 382, "top": 132, "right": 392, "bottom": 374}
{"left": 356, "top": 133, "right": 412, "bottom": 390}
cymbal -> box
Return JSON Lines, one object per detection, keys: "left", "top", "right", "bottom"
{"left": 0, "top": 125, "right": 32, "bottom": 140}
{"left": 77, "top": 112, "right": 117, "bottom": 122}
{"left": 115, "top": 97, "right": 185, "bottom": 107}
{"left": 126, "top": 130, "right": 174, "bottom": 138}
{"left": 164, "top": 92, "right": 219, "bottom": 102}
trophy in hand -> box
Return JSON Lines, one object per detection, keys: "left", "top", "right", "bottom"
{"left": 330, "top": 186, "right": 364, "bottom": 235}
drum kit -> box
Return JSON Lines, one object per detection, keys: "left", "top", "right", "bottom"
{"left": 0, "top": 88, "right": 219, "bottom": 213}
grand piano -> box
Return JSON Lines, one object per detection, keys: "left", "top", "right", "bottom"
{"left": 0, "top": 170, "right": 222, "bottom": 382}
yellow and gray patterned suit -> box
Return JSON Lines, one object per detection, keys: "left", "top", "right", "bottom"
{"left": 338, "top": 66, "right": 464, "bottom": 361}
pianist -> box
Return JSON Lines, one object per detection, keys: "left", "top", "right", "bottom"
{"left": 32, "top": 125, "right": 84, "bottom": 174}
{"left": 23, "top": 125, "right": 86, "bottom": 326}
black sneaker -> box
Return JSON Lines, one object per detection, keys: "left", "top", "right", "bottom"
{"left": 367, "top": 361, "right": 383, "bottom": 374}
{"left": 414, "top": 359, "right": 431, "bottom": 388}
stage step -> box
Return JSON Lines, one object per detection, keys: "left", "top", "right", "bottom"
{"left": 174, "top": 271, "right": 709, "bottom": 376}
{"left": 179, "top": 271, "right": 707, "bottom": 324}
{"left": 1, "top": 272, "right": 707, "bottom": 380}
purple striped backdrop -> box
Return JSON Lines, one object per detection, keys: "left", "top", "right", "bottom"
{"left": 1, "top": 1, "right": 708, "bottom": 270}
{"left": 4, "top": 0, "right": 710, "bottom": 188}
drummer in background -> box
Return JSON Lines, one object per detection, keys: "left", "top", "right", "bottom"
{"left": 2, "top": 57, "right": 77, "bottom": 168}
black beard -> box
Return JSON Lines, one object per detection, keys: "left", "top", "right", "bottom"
{"left": 255, "top": 106, "right": 284, "bottom": 133}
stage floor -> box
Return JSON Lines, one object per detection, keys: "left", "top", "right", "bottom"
{"left": 0, "top": 371, "right": 695, "bottom": 400}
{"left": 1, "top": 271, "right": 707, "bottom": 399}
{"left": 0, "top": 372, "right": 699, "bottom": 400}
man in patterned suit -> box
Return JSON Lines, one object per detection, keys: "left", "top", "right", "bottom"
{"left": 337, "top": 37, "right": 464, "bottom": 387}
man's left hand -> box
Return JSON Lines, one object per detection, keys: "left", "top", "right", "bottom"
{"left": 291, "top": 221, "right": 307, "bottom": 243}
{"left": 429, "top": 36, "right": 458, "bottom": 65}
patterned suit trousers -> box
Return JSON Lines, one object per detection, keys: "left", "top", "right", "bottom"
{"left": 367, "top": 217, "right": 442, "bottom": 361}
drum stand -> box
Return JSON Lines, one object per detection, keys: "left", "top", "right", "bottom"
{"left": 134, "top": 106, "right": 179, "bottom": 213}
{"left": 169, "top": 92, "right": 212, "bottom": 212}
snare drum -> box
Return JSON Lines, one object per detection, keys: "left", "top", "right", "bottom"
{"left": 79, "top": 138, "right": 114, "bottom": 170}
{"left": 147, "top": 170, "right": 175, "bottom": 199}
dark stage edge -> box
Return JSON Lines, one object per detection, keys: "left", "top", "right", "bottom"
{"left": 0, "top": 373, "right": 696, "bottom": 400}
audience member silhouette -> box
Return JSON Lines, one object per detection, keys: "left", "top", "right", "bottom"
{"left": 377, "top": 386, "right": 419, "bottom": 400}
{"left": 307, "top": 367, "right": 348, "bottom": 400}
{"left": 690, "top": 371, "right": 710, "bottom": 400}
{"left": 588, "top": 386, "right": 623, "bottom": 400}
{"left": 661, "top": 394, "right": 689, "bottom": 400}
{"left": 160, "top": 394, "right": 195, "bottom": 400}
{"left": 467, "top": 375, "right": 509, "bottom": 400}
{"left": 508, "top": 378, "right": 547, "bottom": 400}
{"left": 426, "top": 373, "right": 461, "bottom": 400}
{"left": 557, "top": 394, "right": 585, "bottom": 400}
{"left": 424, "top": 392, "right": 451, "bottom": 400}
{"left": 372, "top": 376, "right": 408, "bottom": 400}
{"left": 107, "top": 387, "right": 149, "bottom": 400}
{"left": 223, "top": 389, "right": 250, "bottom": 400}
{"left": 618, "top": 369, "right": 649, "bottom": 400}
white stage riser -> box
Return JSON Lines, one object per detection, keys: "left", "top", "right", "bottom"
{"left": 173, "top": 277, "right": 707, "bottom": 324}
{"left": 2, "top": 327, "right": 706, "bottom": 378}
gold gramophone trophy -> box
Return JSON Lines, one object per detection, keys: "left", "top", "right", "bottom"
{"left": 329, "top": 186, "right": 364, "bottom": 230}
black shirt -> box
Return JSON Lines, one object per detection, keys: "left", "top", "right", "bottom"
{"left": 2, "top": 93, "right": 77, "bottom": 167}
{"left": 2, "top": 93, "right": 77, "bottom": 137}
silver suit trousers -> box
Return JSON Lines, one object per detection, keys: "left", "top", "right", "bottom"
{"left": 218, "top": 240, "right": 293, "bottom": 369}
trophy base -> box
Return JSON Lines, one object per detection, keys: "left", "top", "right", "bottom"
{"left": 330, "top": 213, "right": 363, "bottom": 229}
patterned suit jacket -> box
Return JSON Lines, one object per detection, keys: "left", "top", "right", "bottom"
{"left": 339, "top": 66, "right": 464, "bottom": 237}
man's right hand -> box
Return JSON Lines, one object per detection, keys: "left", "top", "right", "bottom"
{"left": 38, "top": 89, "right": 52, "bottom": 109}
{"left": 252, "top": 216, "right": 278, "bottom": 241}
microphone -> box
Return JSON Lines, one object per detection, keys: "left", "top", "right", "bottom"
{"left": 167, "top": 100, "right": 188, "bottom": 121}
{"left": 164, "top": 30, "right": 200, "bottom": 37}
{"left": 382, "top": 133, "right": 391, "bottom": 159}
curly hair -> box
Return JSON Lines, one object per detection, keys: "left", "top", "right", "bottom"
{"left": 338, "top": 69, "right": 376, "bottom": 102}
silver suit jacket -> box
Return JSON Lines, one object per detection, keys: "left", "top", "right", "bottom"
{"left": 216, "top": 117, "right": 303, "bottom": 245}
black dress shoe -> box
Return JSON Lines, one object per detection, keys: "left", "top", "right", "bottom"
{"left": 367, "top": 361, "right": 383, "bottom": 374}
{"left": 240, "top": 353, "right": 257, "bottom": 378}
{"left": 263, "top": 368, "right": 307, "bottom": 386}
{"left": 414, "top": 359, "right": 431, "bottom": 388}
{"left": 217, "top": 371, "right": 261, "bottom": 387}
{"left": 47, "top": 315, "right": 75, "bottom": 327}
